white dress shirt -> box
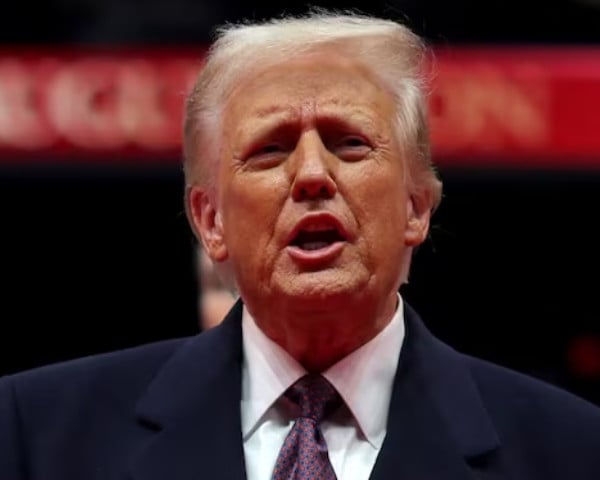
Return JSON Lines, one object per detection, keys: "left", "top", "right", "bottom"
{"left": 241, "top": 295, "right": 405, "bottom": 480}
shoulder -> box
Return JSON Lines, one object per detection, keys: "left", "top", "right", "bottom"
{"left": 463, "top": 353, "right": 600, "bottom": 467}
{"left": 0, "top": 336, "right": 201, "bottom": 478}
{"left": 465, "top": 353, "right": 600, "bottom": 421}
{"left": 0, "top": 337, "right": 192, "bottom": 417}
{"left": 406, "top": 303, "right": 600, "bottom": 447}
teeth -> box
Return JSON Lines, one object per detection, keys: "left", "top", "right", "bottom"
{"left": 301, "top": 241, "right": 330, "bottom": 251}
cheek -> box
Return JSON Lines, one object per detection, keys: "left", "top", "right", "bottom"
{"left": 345, "top": 167, "right": 409, "bottom": 258}
{"left": 221, "top": 173, "right": 288, "bottom": 257}
{"left": 346, "top": 162, "right": 408, "bottom": 223}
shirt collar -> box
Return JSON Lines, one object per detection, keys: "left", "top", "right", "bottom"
{"left": 241, "top": 309, "right": 306, "bottom": 439}
{"left": 240, "top": 295, "right": 405, "bottom": 448}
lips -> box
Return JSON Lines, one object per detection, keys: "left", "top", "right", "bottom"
{"left": 288, "top": 213, "right": 348, "bottom": 248}
{"left": 285, "top": 212, "right": 349, "bottom": 265}
{"left": 291, "top": 227, "right": 345, "bottom": 251}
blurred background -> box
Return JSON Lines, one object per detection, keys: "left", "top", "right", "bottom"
{"left": 1, "top": 0, "right": 600, "bottom": 406}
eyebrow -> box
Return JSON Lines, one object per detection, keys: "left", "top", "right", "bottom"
{"left": 233, "top": 107, "right": 298, "bottom": 142}
{"left": 234, "top": 101, "right": 381, "bottom": 147}
{"left": 249, "top": 95, "right": 377, "bottom": 118}
{"left": 249, "top": 103, "right": 378, "bottom": 126}
{"left": 252, "top": 104, "right": 298, "bottom": 120}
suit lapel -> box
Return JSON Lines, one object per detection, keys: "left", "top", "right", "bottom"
{"left": 130, "top": 301, "right": 247, "bottom": 480}
{"left": 370, "top": 303, "right": 501, "bottom": 480}
{"left": 127, "top": 299, "right": 505, "bottom": 480}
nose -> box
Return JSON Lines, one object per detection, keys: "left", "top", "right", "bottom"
{"left": 291, "top": 131, "right": 337, "bottom": 202}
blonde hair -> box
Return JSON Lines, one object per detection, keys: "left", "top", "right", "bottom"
{"left": 184, "top": 11, "right": 442, "bottom": 208}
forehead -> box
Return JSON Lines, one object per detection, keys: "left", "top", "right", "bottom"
{"left": 222, "top": 52, "right": 396, "bottom": 127}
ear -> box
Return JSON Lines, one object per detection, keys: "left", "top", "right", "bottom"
{"left": 405, "top": 190, "right": 432, "bottom": 247}
{"left": 187, "top": 185, "right": 228, "bottom": 262}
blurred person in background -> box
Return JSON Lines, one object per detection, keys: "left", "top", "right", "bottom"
{"left": 197, "top": 246, "right": 236, "bottom": 329}
{"left": 1, "top": 11, "right": 600, "bottom": 480}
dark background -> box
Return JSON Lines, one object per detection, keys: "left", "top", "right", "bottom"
{"left": 1, "top": 0, "right": 600, "bottom": 405}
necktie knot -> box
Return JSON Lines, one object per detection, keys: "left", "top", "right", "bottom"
{"left": 286, "top": 374, "right": 341, "bottom": 423}
{"left": 273, "top": 374, "right": 340, "bottom": 479}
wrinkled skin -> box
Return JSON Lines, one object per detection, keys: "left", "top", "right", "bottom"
{"left": 189, "top": 52, "right": 432, "bottom": 371}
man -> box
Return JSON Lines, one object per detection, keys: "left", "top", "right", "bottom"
{"left": 1, "top": 12, "right": 600, "bottom": 480}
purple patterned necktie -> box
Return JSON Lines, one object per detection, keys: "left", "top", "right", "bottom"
{"left": 271, "top": 374, "right": 342, "bottom": 480}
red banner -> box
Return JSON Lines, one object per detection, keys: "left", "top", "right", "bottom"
{"left": 0, "top": 47, "right": 599, "bottom": 167}
{"left": 431, "top": 47, "right": 600, "bottom": 168}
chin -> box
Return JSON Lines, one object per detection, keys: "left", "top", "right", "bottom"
{"left": 274, "top": 269, "right": 368, "bottom": 306}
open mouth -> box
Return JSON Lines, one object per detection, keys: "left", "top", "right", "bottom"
{"left": 291, "top": 228, "right": 345, "bottom": 251}
{"left": 286, "top": 213, "right": 349, "bottom": 264}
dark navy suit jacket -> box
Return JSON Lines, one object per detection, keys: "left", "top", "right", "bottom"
{"left": 2, "top": 301, "right": 600, "bottom": 479}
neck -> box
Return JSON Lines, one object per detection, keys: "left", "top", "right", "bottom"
{"left": 250, "top": 293, "right": 398, "bottom": 372}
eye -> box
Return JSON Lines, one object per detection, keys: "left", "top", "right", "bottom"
{"left": 243, "top": 142, "right": 288, "bottom": 169}
{"left": 256, "top": 144, "right": 284, "bottom": 155}
{"left": 340, "top": 136, "right": 367, "bottom": 147}
{"left": 332, "top": 135, "right": 372, "bottom": 161}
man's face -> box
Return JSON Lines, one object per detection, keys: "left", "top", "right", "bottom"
{"left": 194, "top": 53, "right": 430, "bottom": 316}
